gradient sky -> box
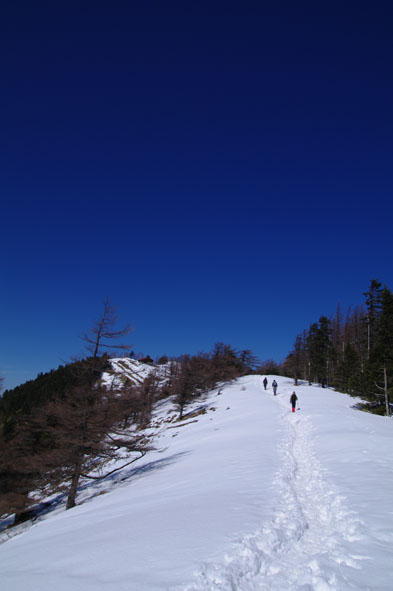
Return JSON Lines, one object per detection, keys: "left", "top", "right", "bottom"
{"left": 1, "top": 2, "right": 393, "bottom": 390}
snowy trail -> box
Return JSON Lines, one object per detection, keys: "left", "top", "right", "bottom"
{"left": 3, "top": 375, "right": 391, "bottom": 591}
{"left": 182, "top": 378, "right": 367, "bottom": 591}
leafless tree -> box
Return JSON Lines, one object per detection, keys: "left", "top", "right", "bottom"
{"left": 82, "top": 298, "right": 133, "bottom": 359}
{"left": 51, "top": 300, "right": 140, "bottom": 509}
{"left": 19, "top": 381, "right": 150, "bottom": 510}
{"left": 136, "top": 373, "right": 161, "bottom": 426}
{"left": 3, "top": 301, "right": 148, "bottom": 514}
{"left": 0, "top": 434, "right": 36, "bottom": 518}
{"left": 170, "top": 346, "right": 248, "bottom": 420}
{"left": 283, "top": 335, "right": 305, "bottom": 385}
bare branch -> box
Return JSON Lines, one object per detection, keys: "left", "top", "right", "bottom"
{"left": 82, "top": 298, "right": 133, "bottom": 358}
{"left": 80, "top": 451, "right": 147, "bottom": 480}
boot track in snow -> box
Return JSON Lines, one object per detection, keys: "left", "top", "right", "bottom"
{"left": 182, "top": 378, "right": 367, "bottom": 591}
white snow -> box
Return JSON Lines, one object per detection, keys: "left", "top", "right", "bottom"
{"left": 101, "top": 357, "right": 167, "bottom": 388}
{"left": 1, "top": 375, "right": 393, "bottom": 590}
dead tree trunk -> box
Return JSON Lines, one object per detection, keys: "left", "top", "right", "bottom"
{"left": 383, "top": 366, "right": 391, "bottom": 417}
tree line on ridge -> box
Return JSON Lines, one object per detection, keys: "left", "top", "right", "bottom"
{"left": 1, "top": 280, "right": 392, "bottom": 526}
{"left": 282, "top": 279, "right": 393, "bottom": 416}
{"left": 0, "top": 300, "right": 259, "bottom": 523}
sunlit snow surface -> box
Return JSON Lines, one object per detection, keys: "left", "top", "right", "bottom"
{"left": 1, "top": 375, "right": 393, "bottom": 590}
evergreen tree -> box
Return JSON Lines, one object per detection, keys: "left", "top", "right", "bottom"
{"left": 363, "top": 279, "right": 383, "bottom": 360}
{"left": 366, "top": 287, "right": 393, "bottom": 414}
{"left": 307, "top": 317, "right": 333, "bottom": 387}
{"left": 373, "top": 287, "right": 393, "bottom": 363}
{"left": 281, "top": 279, "right": 392, "bottom": 413}
{"left": 340, "top": 342, "right": 361, "bottom": 394}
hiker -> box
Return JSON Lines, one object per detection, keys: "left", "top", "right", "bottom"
{"left": 263, "top": 377, "right": 268, "bottom": 390}
{"left": 272, "top": 380, "right": 278, "bottom": 395}
{"left": 290, "top": 391, "right": 298, "bottom": 412}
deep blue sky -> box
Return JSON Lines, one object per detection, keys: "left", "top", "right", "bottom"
{"left": 1, "top": 2, "right": 393, "bottom": 390}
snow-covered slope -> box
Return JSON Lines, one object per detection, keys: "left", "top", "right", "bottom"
{"left": 101, "top": 357, "right": 171, "bottom": 388}
{"left": 1, "top": 376, "right": 393, "bottom": 591}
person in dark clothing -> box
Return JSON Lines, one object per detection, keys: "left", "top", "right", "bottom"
{"left": 263, "top": 377, "right": 268, "bottom": 390}
{"left": 290, "top": 392, "right": 298, "bottom": 412}
{"left": 272, "top": 380, "right": 278, "bottom": 395}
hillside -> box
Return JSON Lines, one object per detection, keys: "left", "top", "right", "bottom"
{"left": 1, "top": 375, "right": 393, "bottom": 591}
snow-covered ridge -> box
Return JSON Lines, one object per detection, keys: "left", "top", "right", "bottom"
{"left": 101, "top": 357, "right": 173, "bottom": 388}
{"left": 1, "top": 376, "right": 392, "bottom": 591}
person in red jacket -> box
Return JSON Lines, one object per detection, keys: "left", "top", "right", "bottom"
{"left": 290, "top": 392, "right": 298, "bottom": 412}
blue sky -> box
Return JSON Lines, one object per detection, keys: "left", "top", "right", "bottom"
{"left": 1, "top": 2, "right": 393, "bottom": 390}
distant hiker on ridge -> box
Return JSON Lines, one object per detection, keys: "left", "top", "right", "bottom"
{"left": 272, "top": 380, "right": 278, "bottom": 395}
{"left": 263, "top": 377, "right": 268, "bottom": 390}
{"left": 290, "top": 392, "right": 298, "bottom": 412}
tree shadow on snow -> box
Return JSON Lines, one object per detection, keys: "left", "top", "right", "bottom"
{"left": 0, "top": 452, "right": 189, "bottom": 536}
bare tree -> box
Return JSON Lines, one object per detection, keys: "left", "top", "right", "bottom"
{"left": 136, "top": 373, "right": 160, "bottom": 426}
{"left": 20, "top": 381, "right": 150, "bottom": 510}
{"left": 283, "top": 335, "right": 304, "bottom": 385}
{"left": 238, "top": 349, "right": 260, "bottom": 373}
{"left": 53, "top": 300, "right": 138, "bottom": 509}
{"left": 170, "top": 346, "right": 248, "bottom": 420}
{"left": 374, "top": 365, "right": 391, "bottom": 417}
{"left": 0, "top": 434, "right": 36, "bottom": 519}
{"left": 11, "top": 301, "right": 146, "bottom": 513}
{"left": 82, "top": 298, "right": 133, "bottom": 359}
{"left": 171, "top": 355, "right": 197, "bottom": 420}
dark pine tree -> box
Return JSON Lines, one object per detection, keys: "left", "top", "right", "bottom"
{"left": 367, "top": 287, "right": 393, "bottom": 415}
{"left": 363, "top": 279, "right": 383, "bottom": 361}
{"left": 308, "top": 317, "right": 333, "bottom": 387}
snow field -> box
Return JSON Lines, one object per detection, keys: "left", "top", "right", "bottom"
{"left": 1, "top": 375, "right": 393, "bottom": 590}
{"left": 182, "top": 381, "right": 370, "bottom": 591}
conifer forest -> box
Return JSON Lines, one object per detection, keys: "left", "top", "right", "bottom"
{"left": 282, "top": 279, "right": 393, "bottom": 416}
